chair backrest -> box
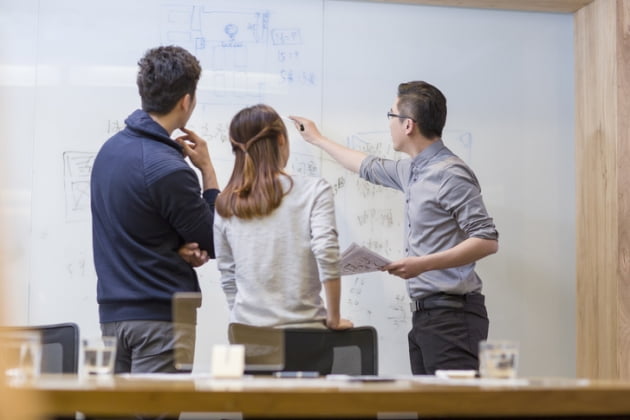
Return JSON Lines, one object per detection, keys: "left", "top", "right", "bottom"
{"left": 38, "top": 323, "right": 80, "bottom": 374}
{"left": 172, "top": 292, "right": 202, "bottom": 371}
{"left": 228, "top": 323, "right": 378, "bottom": 375}
{"left": 228, "top": 323, "right": 285, "bottom": 372}
{"left": 1, "top": 322, "right": 79, "bottom": 374}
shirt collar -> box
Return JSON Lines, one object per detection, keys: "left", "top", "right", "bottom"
{"left": 411, "top": 139, "right": 445, "bottom": 171}
{"left": 125, "top": 109, "right": 183, "bottom": 154}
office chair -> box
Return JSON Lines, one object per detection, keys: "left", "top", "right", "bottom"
{"left": 228, "top": 323, "right": 378, "bottom": 375}
{"left": 0, "top": 322, "right": 79, "bottom": 374}
{"left": 37, "top": 322, "right": 80, "bottom": 374}
{"left": 172, "top": 292, "right": 202, "bottom": 371}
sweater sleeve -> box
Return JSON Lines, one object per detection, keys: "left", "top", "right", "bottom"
{"left": 310, "top": 179, "right": 341, "bottom": 282}
{"left": 214, "top": 215, "right": 237, "bottom": 309}
{"left": 148, "top": 168, "right": 219, "bottom": 258}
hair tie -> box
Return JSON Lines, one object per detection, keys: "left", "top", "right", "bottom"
{"left": 229, "top": 137, "right": 248, "bottom": 154}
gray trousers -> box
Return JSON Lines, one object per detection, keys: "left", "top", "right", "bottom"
{"left": 95, "top": 321, "right": 196, "bottom": 420}
{"left": 101, "top": 320, "right": 196, "bottom": 374}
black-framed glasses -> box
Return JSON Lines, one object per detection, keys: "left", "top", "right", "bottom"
{"left": 386, "top": 111, "right": 416, "bottom": 122}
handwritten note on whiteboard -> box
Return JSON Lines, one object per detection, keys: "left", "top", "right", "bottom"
{"left": 339, "top": 242, "right": 391, "bottom": 276}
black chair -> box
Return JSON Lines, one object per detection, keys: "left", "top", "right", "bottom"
{"left": 1, "top": 322, "right": 79, "bottom": 374}
{"left": 228, "top": 323, "right": 378, "bottom": 375}
{"left": 37, "top": 322, "right": 80, "bottom": 374}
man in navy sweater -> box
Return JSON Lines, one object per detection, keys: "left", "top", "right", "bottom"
{"left": 91, "top": 46, "right": 219, "bottom": 374}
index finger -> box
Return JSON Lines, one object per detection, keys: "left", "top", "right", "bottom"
{"left": 177, "top": 127, "right": 202, "bottom": 142}
{"left": 283, "top": 115, "right": 304, "bottom": 132}
{"left": 175, "top": 138, "right": 193, "bottom": 153}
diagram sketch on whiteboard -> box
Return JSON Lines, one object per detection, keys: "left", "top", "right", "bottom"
{"left": 63, "top": 151, "right": 96, "bottom": 222}
{"left": 289, "top": 151, "right": 320, "bottom": 177}
{"left": 160, "top": 3, "right": 317, "bottom": 104}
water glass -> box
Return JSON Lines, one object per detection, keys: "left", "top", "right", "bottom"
{"left": 82, "top": 336, "right": 116, "bottom": 375}
{"left": 1, "top": 330, "right": 42, "bottom": 382}
{"left": 478, "top": 339, "right": 519, "bottom": 379}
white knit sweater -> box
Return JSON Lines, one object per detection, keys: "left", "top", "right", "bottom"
{"left": 214, "top": 174, "right": 340, "bottom": 327}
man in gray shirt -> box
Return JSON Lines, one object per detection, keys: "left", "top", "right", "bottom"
{"left": 290, "top": 81, "right": 499, "bottom": 374}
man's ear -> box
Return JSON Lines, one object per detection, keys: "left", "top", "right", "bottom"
{"left": 181, "top": 93, "right": 193, "bottom": 113}
{"left": 405, "top": 118, "right": 416, "bottom": 135}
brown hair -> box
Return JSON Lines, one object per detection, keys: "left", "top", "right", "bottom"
{"left": 216, "top": 104, "right": 292, "bottom": 219}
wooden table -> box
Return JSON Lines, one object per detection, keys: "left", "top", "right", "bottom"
{"left": 16, "top": 374, "right": 630, "bottom": 418}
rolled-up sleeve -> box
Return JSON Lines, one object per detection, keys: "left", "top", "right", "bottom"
{"left": 438, "top": 165, "right": 498, "bottom": 241}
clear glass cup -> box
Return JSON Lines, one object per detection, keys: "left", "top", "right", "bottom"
{"left": 478, "top": 339, "right": 519, "bottom": 379}
{"left": 1, "top": 330, "right": 42, "bottom": 383}
{"left": 82, "top": 336, "right": 116, "bottom": 376}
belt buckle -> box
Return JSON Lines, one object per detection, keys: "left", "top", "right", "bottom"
{"left": 410, "top": 300, "right": 421, "bottom": 312}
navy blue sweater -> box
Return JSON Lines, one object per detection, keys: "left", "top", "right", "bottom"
{"left": 91, "top": 109, "right": 218, "bottom": 323}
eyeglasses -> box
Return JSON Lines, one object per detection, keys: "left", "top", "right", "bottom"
{"left": 386, "top": 111, "right": 416, "bottom": 122}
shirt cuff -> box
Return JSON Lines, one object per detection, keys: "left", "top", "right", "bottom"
{"left": 203, "top": 188, "right": 220, "bottom": 203}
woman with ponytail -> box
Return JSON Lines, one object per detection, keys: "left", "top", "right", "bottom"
{"left": 214, "top": 104, "right": 353, "bottom": 331}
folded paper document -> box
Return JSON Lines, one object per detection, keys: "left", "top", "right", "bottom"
{"left": 340, "top": 242, "right": 391, "bottom": 276}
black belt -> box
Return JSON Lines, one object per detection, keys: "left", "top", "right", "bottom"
{"left": 410, "top": 293, "right": 467, "bottom": 312}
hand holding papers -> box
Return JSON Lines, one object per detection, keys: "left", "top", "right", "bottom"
{"left": 340, "top": 242, "right": 391, "bottom": 276}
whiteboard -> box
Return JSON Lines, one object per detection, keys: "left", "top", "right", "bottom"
{"left": 0, "top": 0, "right": 575, "bottom": 377}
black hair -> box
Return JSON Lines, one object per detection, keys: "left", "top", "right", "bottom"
{"left": 397, "top": 81, "right": 447, "bottom": 139}
{"left": 136, "top": 45, "right": 201, "bottom": 114}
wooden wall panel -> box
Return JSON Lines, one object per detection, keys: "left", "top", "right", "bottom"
{"left": 350, "top": 0, "right": 593, "bottom": 13}
{"left": 617, "top": 0, "right": 630, "bottom": 380}
{"left": 575, "top": 0, "right": 628, "bottom": 379}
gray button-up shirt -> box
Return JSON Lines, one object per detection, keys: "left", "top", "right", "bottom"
{"left": 359, "top": 139, "right": 498, "bottom": 299}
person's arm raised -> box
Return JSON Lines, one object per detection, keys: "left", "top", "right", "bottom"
{"left": 289, "top": 116, "right": 366, "bottom": 174}
{"left": 175, "top": 127, "right": 219, "bottom": 191}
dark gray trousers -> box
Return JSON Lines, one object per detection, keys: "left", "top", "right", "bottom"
{"left": 408, "top": 293, "right": 489, "bottom": 375}
{"left": 101, "top": 320, "right": 195, "bottom": 374}
{"left": 98, "top": 320, "right": 196, "bottom": 420}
